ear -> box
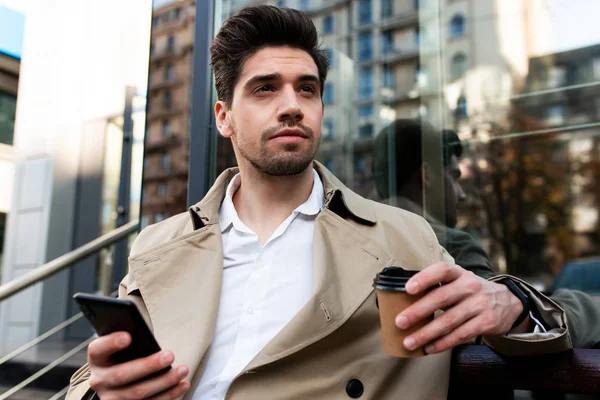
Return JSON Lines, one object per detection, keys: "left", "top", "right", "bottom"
{"left": 421, "top": 163, "right": 431, "bottom": 188}
{"left": 215, "top": 101, "right": 233, "bottom": 138}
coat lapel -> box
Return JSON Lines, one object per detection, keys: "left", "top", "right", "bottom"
{"left": 247, "top": 208, "right": 394, "bottom": 369}
{"left": 127, "top": 223, "right": 224, "bottom": 389}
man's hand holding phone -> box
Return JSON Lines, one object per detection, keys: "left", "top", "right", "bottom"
{"left": 87, "top": 331, "right": 190, "bottom": 399}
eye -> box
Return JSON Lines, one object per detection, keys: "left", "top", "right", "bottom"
{"left": 300, "top": 85, "right": 316, "bottom": 94}
{"left": 255, "top": 85, "right": 274, "bottom": 94}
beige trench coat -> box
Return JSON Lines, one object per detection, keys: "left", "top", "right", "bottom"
{"left": 67, "top": 162, "right": 571, "bottom": 400}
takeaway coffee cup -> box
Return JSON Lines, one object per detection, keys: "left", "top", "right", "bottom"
{"left": 373, "top": 267, "right": 434, "bottom": 357}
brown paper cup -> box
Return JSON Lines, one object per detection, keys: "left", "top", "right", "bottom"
{"left": 376, "top": 289, "right": 433, "bottom": 357}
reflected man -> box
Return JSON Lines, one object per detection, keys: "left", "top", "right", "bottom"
{"left": 373, "top": 119, "right": 600, "bottom": 348}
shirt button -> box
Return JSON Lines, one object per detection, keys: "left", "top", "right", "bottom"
{"left": 247, "top": 307, "right": 255, "bottom": 315}
{"left": 256, "top": 260, "right": 264, "bottom": 268}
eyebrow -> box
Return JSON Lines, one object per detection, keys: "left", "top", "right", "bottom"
{"left": 243, "top": 73, "right": 320, "bottom": 90}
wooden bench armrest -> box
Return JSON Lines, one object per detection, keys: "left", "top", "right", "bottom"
{"left": 450, "top": 345, "right": 600, "bottom": 395}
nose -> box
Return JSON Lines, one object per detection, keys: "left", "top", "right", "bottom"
{"left": 278, "top": 87, "right": 304, "bottom": 123}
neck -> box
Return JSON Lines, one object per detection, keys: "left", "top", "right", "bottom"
{"left": 233, "top": 163, "right": 315, "bottom": 244}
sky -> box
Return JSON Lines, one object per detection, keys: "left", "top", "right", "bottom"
{"left": 547, "top": 0, "right": 600, "bottom": 53}
{"left": 0, "top": 5, "right": 24, "bottom": 58}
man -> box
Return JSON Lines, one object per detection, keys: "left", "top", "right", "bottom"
{"left": 373, "top": 118, "right": 600, "bottom": 349}
{"left": 67, "top": 7, "right": 571, "bottom": 400}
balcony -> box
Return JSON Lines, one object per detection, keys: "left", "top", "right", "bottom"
{"left": 143, "top": 165, "right": 188, "bottom": 182}
{"left": 144, "top": 134, "right": 181, "bottom": 154}
{"left": 363, "top": 48, "right": 418, "bottom": 67}
{"left": 147, "top": 105, "right": 186, "bottom": 121}
{"left": 148, "top": 78, "right": 184, "bottom": 92}
{"left": 381, "top": 10, "right": 418, "bottom": 30}
{"left": 149, "top": 44, "right": 193, "bottom": 63}
{"left": 151, "top": 14, "right": 193, "bottom": 37}
{"left": 303, "top": 0, "right": 351, "bottom": 16}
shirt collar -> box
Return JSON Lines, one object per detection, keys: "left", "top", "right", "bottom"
{"left": 218, "top": 169, "right": 324, "bottom": 233}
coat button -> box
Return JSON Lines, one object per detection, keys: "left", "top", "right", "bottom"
{"left": 346, "top": 379, "right": 364, "bottom": 398}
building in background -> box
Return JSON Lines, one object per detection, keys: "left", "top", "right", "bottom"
{"left": 0, "top": 0, "right": 151, "bottom": 359}
{"left": 142, "top": 0, "right": 196, "bottom": 227}
{"left": 218, "top": 0, "right": 552, "bottom": 198}
{"left": 0, "top": 4, "right": 24, "bottom": 280}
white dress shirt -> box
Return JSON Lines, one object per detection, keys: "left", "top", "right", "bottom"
{"left": 193, "top": 170, "right": 324, "bottom": 400}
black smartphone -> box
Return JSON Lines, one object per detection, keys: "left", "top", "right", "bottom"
{"left": 73, "top": 292, "right": 171, "bottom": 376}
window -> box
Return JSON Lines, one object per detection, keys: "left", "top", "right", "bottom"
{"left": 163, "top": 92, "right": 172, "bottom": 109}
{"left": 359, "top": 124, "right": 374, "bottom": 138}
{"left": 382, "top": 65, "right": 395, "bottom": 89}
{"left": 547, "top": 105, "right": 565, "bottom": 125}
{"left": 416, "top": 67, "right": 429, "bottom": 88}
{"left": 359, "top": 0, "right": 372, "bottom": 24}
{"left": 325, "top": 48, "right": 335, "bottom": 68}
{"left": 323, "top": 15, "right": 335, "bottom": 34}
{"left": 547, "top": 66, "right": 566, "bottom": 88}
{"left": 152, "top": 17, "right": 159, "bottom": 27}
{"left": 171, "top": 7, "right": 181, "bottom": 20}
{"left": 300, "top": 0, "right": 310, "bottom": 10}
{"left": 162, "top": 120, "right": 171, "bottom": 136}
{"left": 324, "top": 158, "right": 335, "bottom": 172}
{"left": 358, "top": 31, "right": 373, "bottom": 61}
{"left": 323, "top": 83, "right": 335, "bottom": 105}
{"left": 154, "top": 213, "right": 167, "bottom": 223}
{"left": 455, "top": 96, "right": 468, "bottom": 118}
{"left": 381, "top": 31, "right": 394, "bottom": 54}
{"left": 0, "top": 92, "right": 17, "bottom": 145}
{"left": 158, "top": 183, "right": 168, "bottom": 198}
{"left": 381, "top": 0, "right": 393, "bottom": 19}
{"left": 594, "top": 58, "right": 600, "bottom": 80}
{"left": 355, "top": 155, "right": 366, "bottom": 173}
{"left": 323, "top": 118, "right": 335, "bottom": 140}
{"left": 359, "top": 67, "right": 373, "bottom": 100}
{"left": 165, "top": 64, "right": 174, "bottom": 81}
{"left": 277, "top": 0, "right": 286, "bottom": 7}
{"left": 167, "top": 36, "right": 175, "bottom": 52}
{"left": 150, "top": 42, "right": 155, "bottom": 56}
{"left": 359, "top": 104, "right": 374, "bottom": 119}
{"left": 161, "top": 153, "right": 171, "bottom": 171}
{"left": 450, "top": 14, "right": 466, "bottom": 37}
{"left": 450, "top": 52, "right": 468, "bottom": 80}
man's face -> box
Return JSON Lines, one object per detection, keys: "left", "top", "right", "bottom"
{"left": 443, "top": 155, "right": 466, "bottom": 228}
{"left": 215, "top": 46, "right": 323, "bottom": 176}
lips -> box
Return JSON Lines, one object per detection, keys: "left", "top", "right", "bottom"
{"left": 270, "top": 128, "right": 309, "bottom": 140}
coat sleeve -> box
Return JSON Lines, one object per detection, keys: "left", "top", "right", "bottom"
{"left": 546, "top": 288, "right": 600, "bottom": 349}
{"left": 481, "top": 275, "right": 572, "bottom": 356}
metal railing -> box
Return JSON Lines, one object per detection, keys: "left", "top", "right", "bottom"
{"left": 0, "top": 220, "right": 139, "bottom": 399}
{"left": 0, "top": 220, "right": 139, "bottom": 302}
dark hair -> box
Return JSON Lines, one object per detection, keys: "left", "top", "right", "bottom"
{"left": 210, "top": 5, "right": 330, "bottom": 106}
{"left": 373, "top": 119, "right": 463, "bottom": 199}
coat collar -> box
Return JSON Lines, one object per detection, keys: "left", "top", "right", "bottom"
{"left": 188, "top": 161, "right": 377, "bottom": 229}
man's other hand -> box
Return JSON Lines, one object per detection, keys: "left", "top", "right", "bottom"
{"left": 395, "top": 262, "right": 525, "bottom": 354}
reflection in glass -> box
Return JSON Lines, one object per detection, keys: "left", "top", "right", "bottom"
{"left": 212, "top": 0, "right": 600, "bottom": 299}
